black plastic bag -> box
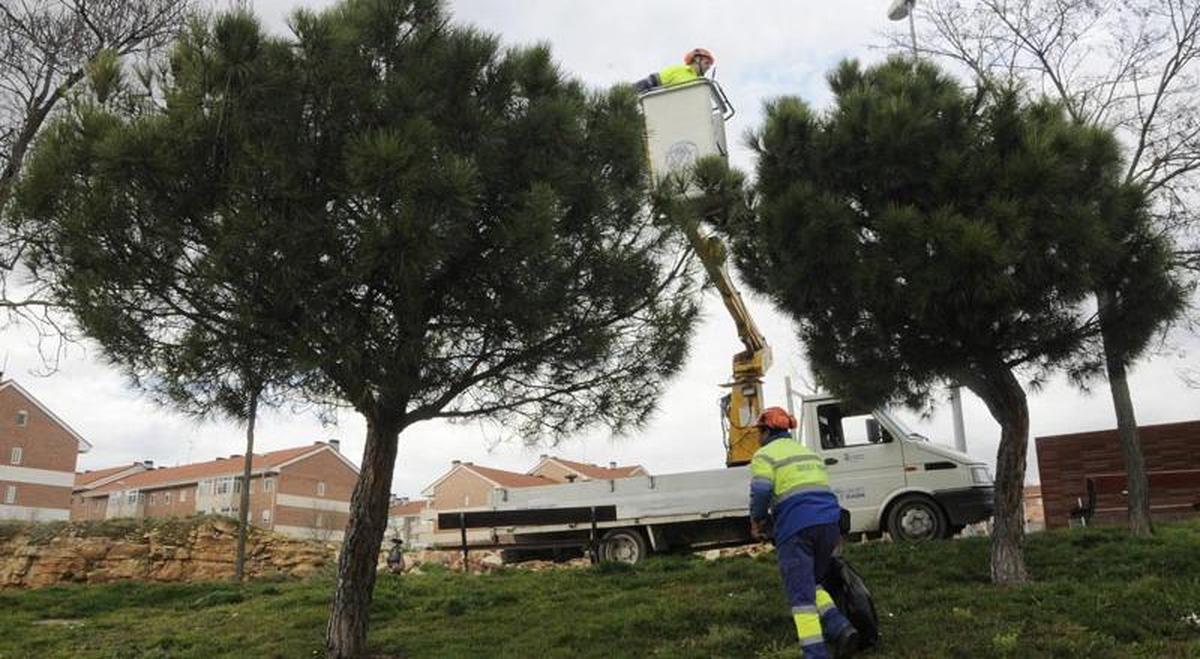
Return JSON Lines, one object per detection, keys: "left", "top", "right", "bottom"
{"left": 824, "top": 555, "right": 880, "bottom": 650}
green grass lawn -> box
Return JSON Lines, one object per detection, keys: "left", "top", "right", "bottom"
{"left": 2, "top": 521, "right": 1199, "bottom": 658}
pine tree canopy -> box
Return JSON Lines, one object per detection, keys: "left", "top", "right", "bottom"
{"left": 11, "top": 0, "right": 699, "bottom": 438}
{"left": 720, "top": 57, "right": 1180, "bottom": 409}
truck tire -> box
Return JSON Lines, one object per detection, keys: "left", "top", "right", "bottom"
{"left": 886, "top": 495, "right": 948, "bottom": 542}
{"left": 599, "top": 528, "right": 649, "bottom": 564}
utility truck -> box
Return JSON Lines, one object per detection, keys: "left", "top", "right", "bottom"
{"left": 429, "top": 79, "right": 993, "bottom": 563}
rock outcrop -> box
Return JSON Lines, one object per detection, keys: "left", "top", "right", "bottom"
{"left": 0, "top": 516, "right": 337, "bottom": 589}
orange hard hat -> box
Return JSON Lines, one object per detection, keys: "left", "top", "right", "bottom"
{"left": 754, "top": 406, "right": 796, "bottom": 431}
{"left": 684, "top": 48, "right": 715, "bottom": 66}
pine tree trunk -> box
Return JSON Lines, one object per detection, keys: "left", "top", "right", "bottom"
{"left": 234, "top": 393, "right": 259, "bottom": 582}
{"left": 325, "top": 414, "right": 400, "bottom": 659}
{"left": 1098, "top": 290, "right": 1153, "bottom": 537}
{"left": 962, "top": 367, "right": 1030, "bottom": 585}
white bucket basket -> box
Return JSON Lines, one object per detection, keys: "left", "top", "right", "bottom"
{"left": 639, "top": 79, "right": 735, "bottom": 194}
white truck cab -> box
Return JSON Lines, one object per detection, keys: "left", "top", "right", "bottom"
{"left": 796, "top": 393, "right": 994, "bottom": 540}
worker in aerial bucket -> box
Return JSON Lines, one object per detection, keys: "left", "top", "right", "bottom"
{"left": 750, "top": 407, "right": 859, "bottom": 658}
{"left": 632, "top": 47, "right": 714, "bottom": 93}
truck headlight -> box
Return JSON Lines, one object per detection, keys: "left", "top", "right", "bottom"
{"left": 971, "top": 466, "right": 992, "bottom": 485}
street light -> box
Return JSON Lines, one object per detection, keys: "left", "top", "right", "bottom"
{"left": 887, "top": 0, "right": 919, "bottom": 60}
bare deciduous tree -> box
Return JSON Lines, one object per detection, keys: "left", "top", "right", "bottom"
{"left": 894, "top": 0, "right": 1200, "bottom": 537}
{"left": 1, "top": 0, "right": 192, "bottom": 324}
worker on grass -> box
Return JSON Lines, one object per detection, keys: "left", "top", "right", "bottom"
{"left": 633, "top": 47, "right": 714, "bottom": 93}
{"left": 750, "top": 406, "right": 859, "bottom": 658}
{"left": 386, "top": 538, "right": 405, "bottom": 574}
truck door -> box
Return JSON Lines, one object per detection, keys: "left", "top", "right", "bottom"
{"left": 812, "top": 401, "right": 907, "bottom": 532}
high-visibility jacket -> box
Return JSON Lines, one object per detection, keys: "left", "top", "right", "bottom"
{"left": 658, "top": 64, "right": 699, "bottom": 87}
{"left": 749, "top": 433, "right": 841, "bottom": 543}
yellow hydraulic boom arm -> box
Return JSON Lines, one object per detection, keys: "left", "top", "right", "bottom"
{"left": 637, "top": 78, "right": 769, "bottom": 466}
{"left": 680, "top": 219, "right": 772, "bottom": 467}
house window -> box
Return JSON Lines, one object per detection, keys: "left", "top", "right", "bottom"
{"left": 249, "top": 480, "right": 256, "bottom": 494}
{"left": 5, "top": 485, "right": 16, "bottom": 504}
{"left": 179, "top": 489, "right": 188, "bottom": 503}
{"left": 148, "top": 492, "right": 157, "bottom": 505}
{"left": 15, "top": 410, "right": 28, "bottom": 427}
{"left": 214, "top": 477, "right": 234, "bottom": 495}
{"left": 263, "top": 478, "right": 273, "bottom": 492}
{"left": 126, "top": 490, "right": 140, "bottom": 505}
{"left": 9, "top": 447, "right": 22, "bottom": 465}
{"left": 261, "top": 509, "right": 271, "bottom": 523}
{"left": 315, "top": 513, "right": 325, "bottom": 528}
{"left": 317, "top": 481, "right": 326, "bottom": 497}
{"left": 164, "top": 491, "right": 172, "bottom": 505}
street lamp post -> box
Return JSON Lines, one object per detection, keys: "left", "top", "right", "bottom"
{"left": 887, "top": 0, "right": 919, "bottom": 59}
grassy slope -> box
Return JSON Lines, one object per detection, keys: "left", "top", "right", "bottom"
{"left": 2, "top": 521, "right": 1198, "bottom": 658}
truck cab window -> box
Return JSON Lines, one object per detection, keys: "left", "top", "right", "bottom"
{"left": 817, "top": 403, "right": 893, "bottom": 449}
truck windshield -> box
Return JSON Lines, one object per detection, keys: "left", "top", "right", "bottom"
{"left": 877, "top": 409, "right": 928, "bottom": 442}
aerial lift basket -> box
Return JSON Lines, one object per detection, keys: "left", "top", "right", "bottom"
{"left": 639, "top": 79, "right": 735, "bottom": 193}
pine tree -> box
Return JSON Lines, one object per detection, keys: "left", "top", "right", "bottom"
{"left": 716, "top": 58, "right": 1182, "bottom": 584}
{"left": 12, "top": 2, "right": 698, "bottom": 655}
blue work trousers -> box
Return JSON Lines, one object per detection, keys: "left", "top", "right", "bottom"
{"left": 776, "top": 523, "right": 851, "bottom": 658}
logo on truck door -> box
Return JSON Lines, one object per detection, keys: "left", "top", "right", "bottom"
{"left": 835, "top": 486, "right": 866, "bottom": 501}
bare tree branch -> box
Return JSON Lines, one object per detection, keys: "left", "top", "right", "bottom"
{"left": 0, "top": 0, "right": 193, "bottom": 335}
{"left": 894, "top": 0, "right": 1200, "bottom": 289}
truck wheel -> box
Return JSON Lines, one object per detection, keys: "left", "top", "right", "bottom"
{"left": 599, "top": 528, "right": 649, "bottom": 564}
{"left": 886, "top": 495, "right": 947, "bottom": 542}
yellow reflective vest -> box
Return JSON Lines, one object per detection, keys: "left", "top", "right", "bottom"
{"left": 658, "top": 64, "right": 699, "bottom": 87}
{"left": 749, "top": 435, "right": 841, "bottom": 541}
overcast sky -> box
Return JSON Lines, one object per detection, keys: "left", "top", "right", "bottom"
{"left": 2, "top": 0, "right": 1197, "bottom": 499}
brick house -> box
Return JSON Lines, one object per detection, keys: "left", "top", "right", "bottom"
{"left": 527, "top": 455, "right": 647, "bottom": 483}
{"left": 72, "top": 441, "right": 359, "bottom": 541}
{"left": 1036, "top": 421, "right": 1200, "bottom": 529}
{"left": 72, "top": 462, "right": 151, "bottom": 519}
{"left": 387, "top": 497, "right": 432, "bottom": 548}
{"left": 0, "top": 379, "right": 93, "bottom": 521}
{"left": 421, "top": 456, "right": 649, "bottom": 512}
{"left": 421, "top": 461, "right": 555, "bottom": 510}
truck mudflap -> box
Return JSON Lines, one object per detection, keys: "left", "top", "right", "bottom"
{"left": 932, "top": 486, "right": 994, "bottom": 525}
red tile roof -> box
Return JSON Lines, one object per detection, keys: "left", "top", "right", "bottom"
{"left": 545, "top": 456, "right": 645, "bottom": 480}
{"left": 465, "top": 464, "right": 555, "bottom": 488}
{"left": 389, "top": 499, "right": 430, "bottom": 516}
{"left": 75, "top": 463, "right": 144, "bottom": 488}
{"left": 87, "top": 443, "right": 335, "bottom": 495}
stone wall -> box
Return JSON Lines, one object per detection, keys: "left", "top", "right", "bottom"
{"left": 0, "top": 515, "right": 337, "bottom": 589}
